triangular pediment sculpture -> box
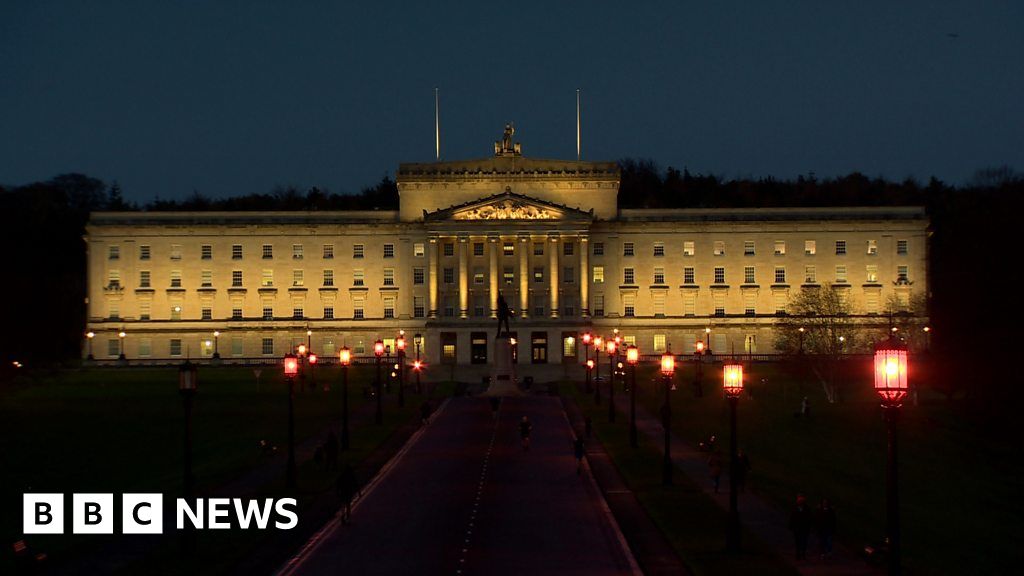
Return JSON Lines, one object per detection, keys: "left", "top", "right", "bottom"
{"left": 423, "top": 189, "right": 594, "bottom": 222}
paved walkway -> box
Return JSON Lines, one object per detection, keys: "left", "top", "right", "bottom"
{"left": 613, "top": 395, "right": 879, "bottom": 576}
{"left": 282, "top": 396, "right": 638, "bottom": 576}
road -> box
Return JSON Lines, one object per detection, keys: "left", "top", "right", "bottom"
{"left": 283, "top": 395, "right": 636, "bottom": 576}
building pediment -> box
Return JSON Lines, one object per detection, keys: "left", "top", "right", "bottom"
{"left": 423, "top": 189, "right": 594, "bottom": 222}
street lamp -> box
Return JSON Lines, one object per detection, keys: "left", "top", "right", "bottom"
{"left": 374, "top": 339, "right": 385, "bottom": 424}
{"left": 593, "top": 336, "right": 603, "bottom": 405}
{"left": 118, "top": 330, "right": 126, "bottom": 361}
{"left": 694, "top": 340, "right": 705, "bottom": 397}
{"left": 339, "top": 347, "right": 351, "bottom": 450}
{"left": 178, "top": 359, "right": 198, "bottom": 552}
{"left": 283, "top": 353, "right": 299, "bottom": 489}
{"left": 308, "top": 353, "right": 318, "bottom": 391}
{"left": 626, "top": 345, "right": 639, "bottom": 448}
{"left": 923, "top": 326, "right": 931, "bottom": 354}
{"left": 660, "top": 349, "right": 675, "bottom": 485}
{"left": 705, "top": 327, "right": 711, "bottom": 354}
{"left": 307, "top": 329, "right": 312, "bottom": 352}
{"left": 396, "top": 334, "right": 406, "bottom": 407}
{"left": 212, "top": 330, "right": 221, "bottom": 359}
{"left": 581, "top": 332, "right": 593, "bottom": 392}
{"left": 874, "top": 338, "right": 908, "bottom": 575}
{"left": 798, "top": 327, "right": 805, "bottom": 355}
{"left": 723, "top": 362, "right": 744, "bottom": 553}
{"left": 296, "top": 343, "right": 307, "bottom": 392}
{"left": 414, "top": 333, "right": 423, "bottom": 393}
{"left": 606, "top": 338, "right": 618, "bottom": 423}
{"left": 86, "top": 331, "right": 95, "bottom": 360}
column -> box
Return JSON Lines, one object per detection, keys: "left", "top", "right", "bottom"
{"left": 580, "top": 235, "right": 589, "bottom": 317}
{"left": 428, "top": 236, "right": 439, "bottom": 318}
{"left": 458, "top": 235, "right": 468, "bottom": 318}
{"left": 489, "top": 236, "right": 499, "bottom": 318}
{"left": 549, "top": 234, "right": 559, "bottom": 318}
{"left": 519, "top": 235, "right": 529, "bottom": 318}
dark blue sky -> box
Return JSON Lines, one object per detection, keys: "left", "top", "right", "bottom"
{"left": 2, "top": 1, "right": 1021, "bottom": 201}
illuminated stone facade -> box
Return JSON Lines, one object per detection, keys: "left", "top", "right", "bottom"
{"left": 85, "top": 138, "right": 928, "bottom": 368}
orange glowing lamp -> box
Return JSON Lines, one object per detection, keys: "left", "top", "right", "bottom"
{"left": 413, "top": 360, "right": 423, "bottom": 371}
{"left": 283, "top": 354, "right": 299, "bottom": 377}
{"left": 374, "top": 340, "right": 385, "bottom": 357}
{"left": 874, "top": 340, "right": 908, "bottom": 406}
{"left": 606, "top": 339, "right": 617, "bottom": 355}
{"left": 593, "top": 336, "right": 603, "bottom": 350}
{"left": 308, "top": 353, "right": 317, "bottom": 365}
{"left": 297, "top": 343, "right": 307, "bottom": 356}
{"left": 582, "top": 332, "right": 592, "bottom": 345}
{"left": 586, "top": 359, "right": 595, "bottom": 370}
{"left": 396, "top": 336, "right": 406, "bottom": 352}
{"left": 723, "top": 363, "right": 743, "bottom": 398}
{"left": 626, "top": 345, "right": 639, "bottom": 365}
{"left": 660, "top": 352, "right": 675, "bottom": 376}
{"left": 695, "top": 341, "right": 705, "bottom": 354}
{"left": 339, "top": 347, "right": 351, "bottom": 366}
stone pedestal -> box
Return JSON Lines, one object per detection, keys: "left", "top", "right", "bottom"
{"left": 483, "top": 332, "right": 521, "bottom": 396}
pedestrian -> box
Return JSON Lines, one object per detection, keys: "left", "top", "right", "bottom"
{"left": 519, "top": 416, "right": 532, "bottom": 451}
{"left": 815, "top": 498, "right": 837, "bottom": 558}
{"left": 790, "top": 493, "right": 813, "bottom": 560}
{"left": 335, "top": 463, "right": 358, "bottom": 525}
{"left": 325, "top": 430, "right": 339, "bottom": 471}
{"left": 490, "top": 396, "right": 501, "bottom": 420}
{"left": 573, "top": 435, "right": 585, "bottom": 475}
{"left": 708, "top": 451, "right": 722, "bottom": 493}
{"left": 735, "top": 450, "right": 751, "bottom": 492}
{"left": 420, "top": 400, "right": 432, "bottom": 425}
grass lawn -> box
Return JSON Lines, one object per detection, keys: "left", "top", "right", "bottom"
{"left": 624, "top": 358, "right": 1024, "bottom": 575}
{"left": 0, "top": 365, "right": 442, "bottom": 573}
{"left": 564, "top": 385, "right": 797, "bottom": 576}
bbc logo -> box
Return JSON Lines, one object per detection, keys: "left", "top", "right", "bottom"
{"left": 24, "top": 494, "right": 162, "bottom": 535}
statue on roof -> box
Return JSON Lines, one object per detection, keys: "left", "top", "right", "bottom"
{"left": 494, "top": 123, "right": 521, "bottom": 156}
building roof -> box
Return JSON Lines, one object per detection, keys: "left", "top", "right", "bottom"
{"left": 397, "top": 155, "right": 619, "bottom": 179}
{"left": 617, "top": 206, "right": 927, "bottom": 222}
{"left": 88, "top": 211, "right": 399, "bottom": 227}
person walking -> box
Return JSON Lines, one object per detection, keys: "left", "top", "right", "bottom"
{"left": 708, "top": 451, "right": 723, "bottom": 493}
{"left": 790, "top": 493, "right": 813, "bottom": 560}
{"left": 519, "top": 416, "right": 532, "bottom": 451}
{"left": 573, "top": 435, "right": 585, "bottom": 475}
{"left": 335, "top": 463, "right": 358, "bottom": 525}
{"left": 815, "top": 498, "right": 837, "bottom": 558}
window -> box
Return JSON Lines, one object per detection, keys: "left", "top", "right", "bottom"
{"left": 533, "top": 242, "right": 544, "bottom": 256}
{"left": 684, "top": 267, "right": 695, "bottom": 284}
{"left": 593, "top": 266, "right": 604, "bottom": 284}
{"left": 443, "top": 268, "right": 454, "bottom": 284}
{"left": 866, "top": 265, "right": 879, "bottom": 283}
{"left": 684, "top": 241, "right": 695, "bottom": 257}
{"left": 563, "top": 298, "right": 576, "bottom": 317}
{"left": 232, "top": 308, "right": 243, "bottom": 320}
{"left": 262, "top": 244, "right": 273, "bottom": 259}
{"left": 413, "top": 296, "right": 425, "bottom": 318}
{"left": 502, "top": 242, "right": 514, "bottom": 256}
{"left": 653, "top": 242, "right": 664, "bottom": 257}
{"left": 775, "top": 266, "right": 786, "bottom": 284}
{"left": 531, "top": 332, "right": 548, "bottom": 364}
{"left": 773, "top": 291, "right": 788, "bottom": 315}
{"left": 835, "top": 240, "right": 846, "bottom": 255}
{"left": 867, "top": 240, "right": 877, "bottom": 255}
{"left": 108, "top": 245, "right": 120, "bottom": 260}
{"left": 473, "top": 242, "right": 484, "bottom": 257}
{"left": 413, "top": 267, "right": 424, "bottom": 284}
{"left": 774, "top": 240, "right": 786, "bottom": 255}
{"left": 139, "top": 245, "right": 150, "bottom": 260}
{"left": 322, "top": 244, "right": 334, "bottom": 259}
{"left": 804, "top": 265, "right": 817, "bottom": 284}
{"left": 292, "top": 307, "right": 303, "bottom": 319}
{"left": 563, "top": 267, "right": 574, "bottom": 283}
{"left": 653, "top": 292, "right": 665, "bottom": 316}
{"left": 262, "top": 307, "right": 273, "bottom": 320}
{"left": 714, "top": 267, "right": 725, "bottom": 284}
{"left": 473, "top": 267, "right": 484, "bottom": 284}
{"left": 170, "top": 339, "right": 183, "bottom": 357}
{"left": 322, "top": 306, "right": 333, "bottom": 320}
{"left": 108, "top": 338, "right": 120, "bottom": 357}
{"left": 383, "top": 297, "right": 395, "bottom": 319}
{"left": 835, "top": 265, "right": 848, "bottom": 283}
{"left": 593, "top": 242, "right": 604, "bottom": 256}
{"left": 353, "top": 296, "right": 365, "bottom": 319}
{"left": 107, "top": 270, "right": 121, "bottom": 288}
{"left": 384, "top": 268, "right": 395, "bottom": 286}
{"left": 139, "top": 270, "right": 151, "bottom": 288}
{"left": 653, "top": 334, "right": 667, "bottom": 353}
{"left": 441, "top": 333, "right": 457, "bottom": 364}
{"left": 107, "top": 301, "right": 120, "bottom": 320}
{"left": 261, "top": 269, "right": 273, "bottom": 287}
{"left": 138, "top": 338, "right": 152, "bottom": 358}
{"left": 532, "top": 295, "right": 545, "bottom": 317}
{"left": 353, "top": 244, "right": 364, "bottom": 259}
{"left": 623, "top": 294, "right": 636, "bottom": 317}
{"left": 684, "top": 292, "right": 696, "bottom": 316}
{"left": 653, "top": 267, "right": 665, "bottom": 284}
{"left": 201, "top": 307, "right": 212, "bottom": 320}
{"left": 623, "top": 268, "right": 635, "bottom": 284}
{"left": 714, "top": 241, "right": 725, "bottom": 256}
{"left": 897, "top": 240, "right": 908, "bottom": 255}
{"left": 563, "top": 241, "right": 574, "bottom": 256}
{"left": 713, "top": 292, "right": 726, "bottom": 316}
{"left": 292, "top": 270, "right": 304, "bottom": 286}
{"left": 353, "top": 270, "right": 365, "bottom": 286}
{"left": 384, "top": 244, "right": 395, "bottom": 258}
{"left": 533, "top": 267, "right": 544, "bottom": 283}
{"left": 323, "top": 269, "right": 334, "bottom": 286}
{"left": 139, "top": 301, "right": 151, "bottom": 320}
{"left": 592, "top": 294, "right": 605, "bottom": 317}
{"left": 413, "top": 242, "right": 425, "bottom": 257}
{"left": 232, "top": 270, "right": 243, "bottom": 287}
{"left": 865, "top": 291, "right": 880, "bottom": 314}
{"left": 170, "top": 270, "right": 182, "bottom": 288}
{"left": 201, "top": 270, "right": 212, "bottom": 287}
{"left": 471, "top": 333, "right": 488, "bottom": 364}
{"left": 170, "top": 305, "right": 182, "bottom": 321}
{"left": 744, "top": 240, "right": 755, "bottom": 256}
{"left": 623, "top": 242, "right": 634, "bottom": 257}
{"left": 805, "top": 240, "right": 816, "bottom": 255}
{"left": 231, "top": 337, "right": 243, "bottom": 356}
{"left": 503, "top": 267, "right": 514, "bottom": 285}
{"left": 443, "top": 295, "right": 455, "bottom": 317}
{"left": 744, "top": 292, "right": 756, "bottom": 316}
{"left": 292, "top": 244, "right": 303, "bottom": 259}
{"left": 201, "top": 245, "right": 212, "bottom": 260}
{"left": 744, "top": 266, "right": 755, "bottom": 284}
{"left": 897, "top": 265, "right": 909, "bottom": 283}
{"left": 473, "top": 296, "right": 486, "bottom": 317}
{"left": 562, "top": 334, "right": 577, "bottom": 358}
{"left": 443, "top": 243, "right": 454, "bottom": 257}
{"left": 170, "top": 245, "right": 182, "bottom": 260}
{"left": 232, "top": 244, "right": 242, "bottom": 260}
{"left": 262, "top": 338, "right": 274, "bottom": 355}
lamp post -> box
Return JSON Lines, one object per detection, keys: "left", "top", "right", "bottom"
{"left": 118, "top": 330, "right": 126, "bottom": 360}
{"left": 593, "top": 336, "right": 603, "bottom": 405}
{"left": 212, "top": 330, "right": 221, "bottom": 359}
{"left": 627, "top": 345, "right": 639, "bottom": 448}
{"left": 86, "top": 331, "right": 95, "bottom": 360}
{"left": 283, "top": 353, "right": 299, "bottom": 489}
{"left": 339, "top": 347, "right": 351, "bottom": 450}
{"left": 705, "top": 327, "right": 711, "bottom": 355}
{"left": 581, "top": 332, "right": 593, "bottom": 393}
{"left": 306, "top": 329, "right": 312, "bottom": 352}
{"left": 178, "top": 359, "right": 197, "bottom": 553}
{"left": 396, "top": 334, "right": 406, "bottom": 407}
{"left": 874, "top": 338, "right": 908, "bottom": 575}
{"left": 922, "top": 326, "right": 931, "bottom": 354}
{"left": 308, "top": 353, "right": 318, "bottom": 390}
{"left": 660, "top": 349, "right": 675, "bottom": 485}
{"left": 694, "top": 340, "right": 705, "bottom": 397}
{"left": 297, "top": 343, "right": 307, "bottom": 392}
{"left": 606, "top": 339, "right": 618, "bottom": 423}
{"left": 374, "top": 339, "right": 384, "bottom": 424}
{"left": 723, "top": 362, "right": 744, "bottom": 553}
{"left": 414, "top": 333, "right": 423, "bottom": 393}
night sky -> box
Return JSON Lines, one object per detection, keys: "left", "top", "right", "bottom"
{"left": 2, "top": 1, "right": 1021, "bottom": 201}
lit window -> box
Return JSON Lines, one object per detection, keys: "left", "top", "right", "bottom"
{"left": 503, "top": 242, "right": 514, "bottom": 256}
{"left": 413, "top": 243, "right": 425, "bottom": 257}
{"left": 292, "top": 244, "right": 303, "bottom": 259}
{"left": 261, "top": 269, "right": 273, "bottom": 287}
{"left": 593, "top": 266, "right": 604, "bottom": 284}
{"left": 534, "top": 267, "right": 544, "bottom": 283}
{"left": 653, "top": 334, "right": 666, "bottom": 353}
{"left": 867, "top": 240, "right": 877, "bottom": 255}
{"left": 866, "top": 265, "right": 878, "bottom": 283}
{"left": 805, "top": 240, "right": 816, "bottom": 255}
{"left": 684, "top": 241, "right": 695, "bottom": 256}
{"left": 714, "top": 241, "right": 725, "bottom": 256}
{"left": 744, "top": 240, "right": 755, "bottom": 256}
{"left": 774, "top": 241, "right": 786, "bottom": 255}
{"left": 503, "top": 267, "right": 514, "bottom": 285}
{"left": 292, "top": 270, "right": 303, "bottom": 286}
{"left": 804, "top": 266, "right": 817, "bottom": 284}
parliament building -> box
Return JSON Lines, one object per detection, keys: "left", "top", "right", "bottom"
{"left": 85, "top": 129, "right": 928, "bottom": 371}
